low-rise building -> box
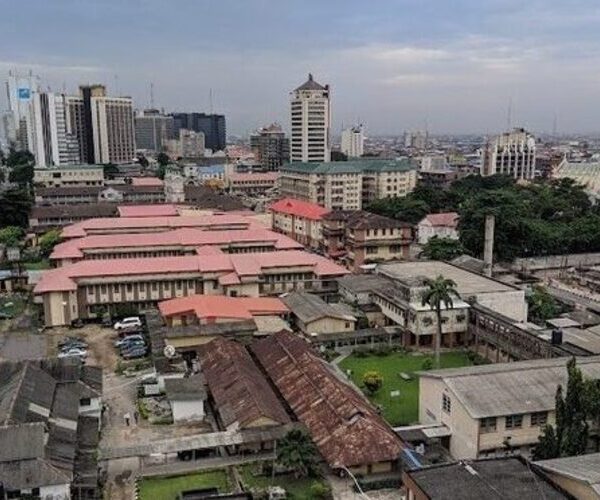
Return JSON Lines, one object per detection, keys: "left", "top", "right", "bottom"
{"left": 282, "top": 291, "right": 356, "bottom": 334}
{"left": 35, "top": 250, "right": 348, "bottom": 326}
{"left": 227, "top": 172, "right": 279, "bottom": 196}
{"left": 534, "top": 452, "right": 600, "bottom": 499}
{"left": 418, "top": 356, "right": 600, "bottom": 460}
{"left": 322, "top": 211, "right": 413, "bottom": 271}
{"left": 417, "top": 212, "right": 459, "bottom": 245}
{"left": 29, "top": 203, "right": 119, "bottom": 233}
{"left": 269, "top": 197, "right": 330, "bottom": 249}
{"left": 35, "top": 184, "right": 166, "bottom": 205}
{"left": 279, "top": 159, "right": 417, "bottom": 210}
{"left": 34, "top": 164, "right": 104, "bottom": 187}
{"left": 116, "top": 204, "right": 178, "bottom": 218}
{"left": 252, "top": 330, "right": 406, "bottom": 475}
{"left": 164, "top": 375, "right": 207, "bottom": 423}
{"left": 50, "top": 227, "right": 303, "bottom": 266}
{"left": 403, "top": 457, "right": 568, "bottom": 500}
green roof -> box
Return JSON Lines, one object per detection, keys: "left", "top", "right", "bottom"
{"left": 34, "top": 164, "right": 104, "bottom": 171}
{"left": 280, "top": 158, "right": 416, "bottom": 174}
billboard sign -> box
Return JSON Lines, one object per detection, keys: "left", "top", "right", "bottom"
{"left": 17, "top": 88, "right": 31, "bottom": 100}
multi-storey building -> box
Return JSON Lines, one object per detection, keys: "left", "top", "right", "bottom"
{"left": 33, "top": 164, "right": 104, "bottom": 187}
{"left": 34, "top": 184, "right": 166, "bottom": 205}
{"left": 35, "top": 249, "right": 348, "bottom": 326}
{"left": 66, "top": 85, "right": 136, "bottom": 165}
{"left": 227, "top": 172, "right": 278, "bottom": 196}
{"left": 322, "top": 211, "right": 413, "bottom": 271}
{"left": 171, "top": 112, "right": 226, "bottom": 152}
{"left": 269, "top": 197, "right": 330, "bottom": 249}
{"left": 4, "top": 70, "right": 39, "bottom": 151}
{"left": 340, "top": 125, "right": 364, "bottom": 158}
{"left": 250, "top": 123, "right": 290, "bottom": 170}
{"left": 279, "top": 159, "right": 417, "bottom": 210}
{"left": 417, "top": 212, "right": 459, "bottom": 245}
{"left": 164, "top": 129, "right": 206, "bottom": 159}
{"left": 290, "top": 74, "right": 331, "bottom": 163}
{"left": 418, "top": 356, "right": 600, "bottom": 460}
{"left": 482, "top": 128, "right": 536, "bottom": 179}
{"left": 134, "top": 109, "right": 175, "bottom": 152}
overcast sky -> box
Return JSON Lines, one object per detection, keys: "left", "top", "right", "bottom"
{"left": 2, "top": 0, "right": 600, "bottom": 136}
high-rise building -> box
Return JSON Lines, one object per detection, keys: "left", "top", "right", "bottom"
{"left": 290, "top": 74, "right": 331, "bottom": 163}
{"left": 340, "top": 125, "right": 364, "bottom": 158}
{"left": 4, "top": 71, "right": 40, "bottom": 151}
{"left": 482, "top": 128, "right": 536, "bottom": 179}
{"left": 171, "top": 113, "right": 226, "bottom": 152}
{"left": 29, "top": 92, "right": 81, "bottom": 167}
{"left": 67, "top": 84, "right": 136, "bottom": 165}
{"left": 404, "top": 130, "right": 428, "bottom": 150}
{"left": 250, "top": 123, "right": 290, "bottom": 170}
{"left": 134, "top": 109, "right": 175, "bottom": 152}
{"left": 163, "top": 129, "right": 205, "bottom": 160}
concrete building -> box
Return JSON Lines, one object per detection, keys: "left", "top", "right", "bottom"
{"left": 322, "top": 211, "right": 413, "bottom": 271}
{"left": 164, "top": 375, "right": 206, "bottom": 423}
{"left": 404, "top": 130, "right": 428, "bottom": 150}
{"left": 34, "top": 249, "right": 348, "bottom": 326}
{"left": 282, "top": 291, "right": 356, "bottom": 334}
{"left": 482, "top": 128, "right": 536, "bottom": 179}
{"left": 290, "top": 74, "right": 331, "bottom": 163}
{"left": 28, "top": 203, "right": 119, "bottom": 234}
{"left": 163, "top": 128, "right": 205, "bottom": 160}
{"left": 171, "top": 112, "right": 226, "bottom": 152}
{"left": 34, "top": 164, "right": 104, "bottom": 188}
{"left": 250, "top": 123, "right": 289, "bottom": 170}
{"left": 279, "top": 158, "right": 417, "bottom": 210}
{"left": 34, "top": 183, "right": 166, "bottom": 205}
{"left": 67, "top": 84, "right": 136, "bottom": 165}
{"left": 535, "top": 453, "right": 600, "bottom": 499}
{"left": 418, "top": 356, "right": 600, "bottom": 460}
{"left": 341, "top": 125, "right": 364, "bottom": 158}
{"left": 134, "top": 109, "right": 175, "bottom": 152}
{"left": 269, "top": 197, "right": 329, "bottom": 250}
{"left": 417, "top": 212, "right": 459, "bottom": 245}
{"left": 227, "top": 172, "right": 278, "bottom": 196}
{"left": 4, "top": 70, "right": 39, "bottom": 151}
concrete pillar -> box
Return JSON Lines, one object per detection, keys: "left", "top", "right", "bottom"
{"left": 483, "top": 215, "right": 495, "bottom": 277}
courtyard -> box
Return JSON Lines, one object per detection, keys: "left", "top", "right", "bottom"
{"left": 338, "top": 350, "right": 474, "bottom": 426}
{"left": 138, "top": 469, "right": 232, "bottom": 500}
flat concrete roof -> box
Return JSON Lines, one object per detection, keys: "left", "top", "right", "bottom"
{"left": 377, "top": 261, "right": 516, "bottom": 296}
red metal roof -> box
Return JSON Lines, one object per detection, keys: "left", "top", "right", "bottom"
{"left": 117, "top": 204, "right": 178, "bottom": 217}
{"left": 269, "top": 198, "right": 330, "bottom": 221}
{"left": 422, "top": 212, "right": 459, "bottom": 228}
{"left": 159, "top": 295, "right": 288, "bottom": 320}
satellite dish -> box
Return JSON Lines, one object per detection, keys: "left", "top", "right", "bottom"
{"left": 163, "top": 345, "right": 176, "bottom": 358}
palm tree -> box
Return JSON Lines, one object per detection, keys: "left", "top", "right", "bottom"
{"left": 277, "top": 429, "right": 318, "bottom": 478}
{"left": 421, "top": 275, "right": 460, "bottom": 368}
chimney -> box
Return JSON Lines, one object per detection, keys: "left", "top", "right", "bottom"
{"left": 483, "top": 214, "right": 495, "bottom": 277}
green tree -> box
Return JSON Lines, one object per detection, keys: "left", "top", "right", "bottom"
{"left": 137, "top": 155, "right": 149, "bottom": 168}
{"left": 362, "top": 370, "right": 384, "bottom": 395}
{"left": 6, "top": 149, "right": 34, "bottom": 167}
{"left": 103, "top": 163, "right": 119, "bottom": 179}
{"left": 0, "top": 188, "right": 32, "bottom": 228}
{"left": 0, "top": 226, "right": 24, "bottom": 247}
{"left": 38, "top": 229, "right": 62, "bottom": 257}
{"left": 533, "top": 425, "right": 559, "bottom": 460}
{"left": 527, "top": 286, "right": 558, "bottom": 325}
{"left": 309, "top": 481, "right": 331, "bottom": 499}
{"left": 156, "top": 152, "right": 170, "bottom": 167}
{"left": 368, "top": 197, "right": 429, "bottom": 225}
{"left": 421, "top": 275, "right": 460, "bottom": 368}
{"left": 277, "top": 429, "right": 318, "bottom": 479}
{"left": 156, "top": 164, "right": 166, "bottom": 180}
{"left": 421, "top": 236, "right": 464, "bottom": 261}
{"left": 330, "top": 151, "right": 348, "bottom": 161}
{"left": 8, "top": 163, "right": 34, "bottom": 186}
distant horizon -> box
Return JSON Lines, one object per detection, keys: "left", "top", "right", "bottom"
{"left": 3, "top": 1, "right": 600, "bottom": 137}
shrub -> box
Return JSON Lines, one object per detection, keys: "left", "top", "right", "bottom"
{"left": 362, "top": 371, "right": 383, "bottom": 395}
{"left": 421, "top": 358, "right": 434, "bottom": 371}
{"left": 374, "top": 344, "right": 392, "bottom": 356}
{"left": 310, "top": 481, "right": 332, "bottom": 499}
{"left": 354, "top": 348, "right": 369, "bottom": 358}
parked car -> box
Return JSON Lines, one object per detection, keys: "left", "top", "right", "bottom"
{"left": 114, "top": 334, "right": 145, "bottom": 348}
{"left": 113, "top": 317, "right": 142, "bottom": 331}
{"left": 58, "top": 347, "right": 88, "bottom": 359}
{"left": 60, "top": 341, "right": 88, "bottom": 352}
{"left": 59, "top": 337, "right": 88, "bottom": 350}
{"left": 120, "top": 343, "right": 146, "bottom": 356}
{"left": 121, "top": 347, "right": 147, "bottom": 360}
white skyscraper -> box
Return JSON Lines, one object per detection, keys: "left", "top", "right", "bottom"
{"left": 4, "top": 71, "right": 40, "bottom": 151}
{"left": 290, "top": 74, "right": 330, "bottom": 163}
{"left": 482, "top": 128, "right": 536, "bottom": 179}
{"left": 341, "top": 125, "right": 364, "bottom": 158}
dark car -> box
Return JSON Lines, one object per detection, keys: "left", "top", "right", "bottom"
{"left": 121, "top": 347, "right": 147, "bottom": 360}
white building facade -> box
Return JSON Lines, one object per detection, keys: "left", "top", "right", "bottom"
{"left": 341, "top": 125, "right": 364, "bottom": 158}
{"left": 290, "top": 74, "right": 331, "bottom": 163}
{"left": 483, "top": 128, "right": 536, "bottom": 179}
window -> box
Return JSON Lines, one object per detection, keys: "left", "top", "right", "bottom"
{"left": 505, "top": 414, "right": 523, "bottom": 429}
{"left": 126, "top": 283, "right": 133, "bottom": 293}
{"left": 442, "top": 394, "right": 451, "bottom": 414}
{"left": 80, "top": 397, "right": 91, "bottom": 407}
{"left": 530, "top": 411, "right": 548, "bottom": 427}
{"left": 480, "top": 417, "right": 497, "bottom": 433}
{"left": 366, "top": 247, "right": 378, "bottom": 255}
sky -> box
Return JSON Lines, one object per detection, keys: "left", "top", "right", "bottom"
{"left": 2, "top": 0, "right": 600, "bottom": 136}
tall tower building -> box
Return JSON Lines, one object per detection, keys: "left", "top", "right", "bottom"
{"left": 67, "top": 85, "right": 136, "bottom": 165}
{"left": 290, "top": 74, "right": 331, "bottom": 163}
{"left": 250, "top": 123, "right": 290, "bottom": 170}
{"left": 135, "top": 109, "right": 175, "bottom": 152}
{"left": 171, "top": 113, "right": 226, "bottom": 152}
{"left": 482, "top": 128, "right": 536, "bottom": 179}
{"left": 4, "top": 71, "right": 40, "bottom": 151}
{"left": 341, "top": 125, "right": 364, "bottom": 158}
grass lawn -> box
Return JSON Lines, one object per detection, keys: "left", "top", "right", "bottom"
{"left": 23, "top": 259, "right": 51, "bottom": 270}
{"left": 339, "top": 351, "right": 473, "bottom": 426}
{"left": 0, "top": 295, "right": 27, "bottom": 318}
{"left": 238, "top": 464, "right": 319, "bottom": 500}
{"left": 138, "top": 470, "right": 231, "bottom": 500}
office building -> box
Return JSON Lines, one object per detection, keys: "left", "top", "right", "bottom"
{"left": 227, "top": 172, "right": 279, "bottom": 196}
{"left": 134, "top": 109, "right": 174, "bottom": 151}
{"left": 404, "top": 130, "right": 428, "bottom": 150}
{"left": 29, "top": 92, "right": 81, "bottom": 167}
{"left": 171, "top": 112, "right": 226, "bottom": 151}
{"left": 4, "top": 70, "right": 39, "bottom": 150}
{"left": 250, "top": 123, "right": 290, "bottom": 170}
{"left": 482, "top": 128, "right": 536, "bottom": 179}
{"left": 279, "top": 158, "right": 417, "bottom": 210}
{"left": 67, "top": 84, "right": 136, "bottom": 165}
{"left": 33, "top": 164, "right": 104, "bottom": 187}
{"left": 164, "top": 129, "right": 205, "bottom": 159}
{"left": 340, "top": 125, "right": 364, "bottom": 158}
{"left": 418, "top": 356, "right": 600, "bottom": 460}
{"left": 290, "top": 74, "right": 331, "bottom": 163}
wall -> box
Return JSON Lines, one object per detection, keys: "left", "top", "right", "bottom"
{"left": 302, "top": 316, "right": 355, "bottom": 334}
{"left": 39, "top": 483, "right": 71, "bottom": 499}
{"left": 475, "top": 290, "right": 528, "bottom": 323}
{"left": 172, "top": 399, "right": 204, "bottom": 422}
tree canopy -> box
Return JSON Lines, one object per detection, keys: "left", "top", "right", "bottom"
{"left": 421, "top": 236, "right": 464, "bottom": 261}
{"left": 0, "top": 188, "right": 33, "bottom": 228}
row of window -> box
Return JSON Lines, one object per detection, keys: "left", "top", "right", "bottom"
{"left": 480, "top": 411, "right": 548, "bottom": 433}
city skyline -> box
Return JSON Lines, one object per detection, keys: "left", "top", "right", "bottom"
{"left": 2, "top": 1, "right": 600, "bottom": 136}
